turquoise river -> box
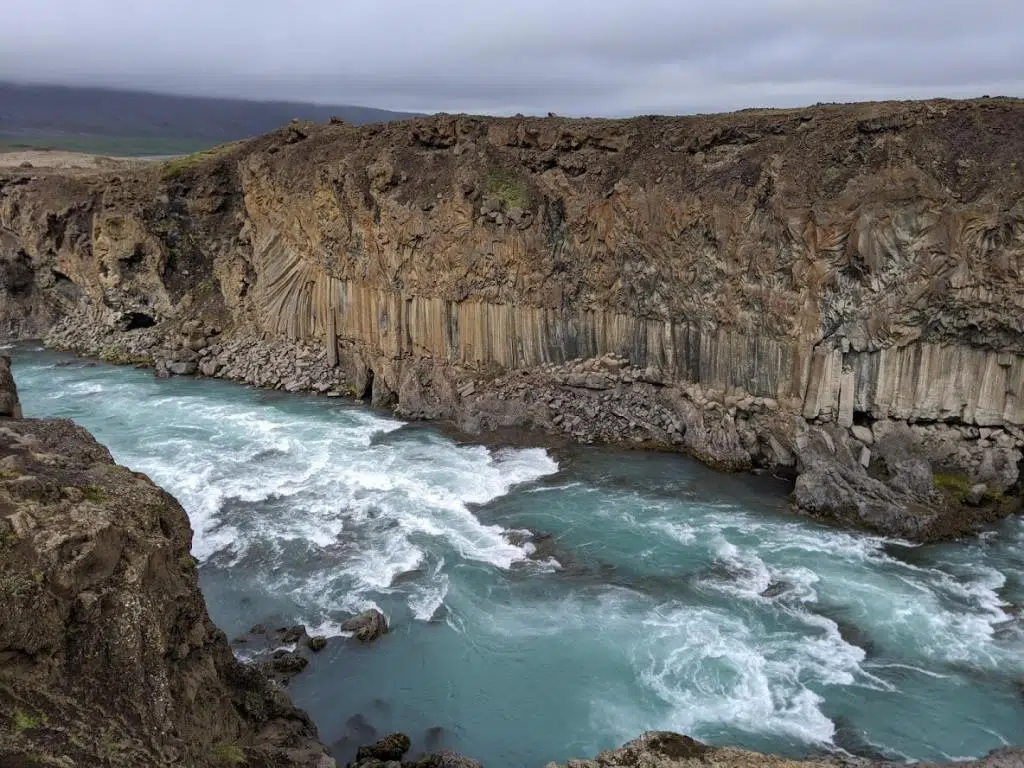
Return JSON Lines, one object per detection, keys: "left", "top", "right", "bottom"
{"left": 9, "top": 345, "right": 1024, "bottom": 766}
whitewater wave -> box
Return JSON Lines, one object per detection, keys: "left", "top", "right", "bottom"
{"left": 120, "top": 389, "right": 559, "bottom": 628}
{"left": 633, "top": 604, "right": 848, "bottom": 745}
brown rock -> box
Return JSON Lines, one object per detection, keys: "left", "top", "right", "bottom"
{"left": 341, "top": 609, "right": 389, "bottom": 644}
{"left": 355, "top": 732, "right": 411, "bottom": 762}
{"left": 0, "top": 355, "right": 21, "bottom": 418}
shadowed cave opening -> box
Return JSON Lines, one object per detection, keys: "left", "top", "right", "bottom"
{"left": 122, "top": 312, "right": 157, "bottom": 330}
{"left": 360, "top": 368, "right": 375, "bottom": 400}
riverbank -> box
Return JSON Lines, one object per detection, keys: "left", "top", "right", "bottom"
{"left": 35, "top": 308, "right": 1024, "bottom": 544}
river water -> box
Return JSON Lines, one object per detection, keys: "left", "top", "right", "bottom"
{"left": 9, "top": 346, "right": 1024, "bottom": 766}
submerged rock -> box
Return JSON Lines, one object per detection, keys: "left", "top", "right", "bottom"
{"left": 342, "top": 609, "right": 389, "bottom": 643}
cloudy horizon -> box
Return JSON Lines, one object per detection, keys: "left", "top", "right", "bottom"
{"left": 2, "top": 0, "right": 1022, "bottom": 117}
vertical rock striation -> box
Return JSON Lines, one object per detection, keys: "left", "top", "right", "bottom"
{"left": 2, "top": 97, "right": 1024, "bottom": 538}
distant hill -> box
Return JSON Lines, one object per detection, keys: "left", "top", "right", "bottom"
{"left": 0, "top": 82, "right": 421, "bottom": 155}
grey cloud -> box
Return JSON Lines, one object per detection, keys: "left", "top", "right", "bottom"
{"left": 1, "top": 0, "right": 1021, "bottom": 115}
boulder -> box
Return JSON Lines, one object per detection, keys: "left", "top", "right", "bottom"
{"left": 792, "top": 423, "right": 1012, "bottom": 541}
{"left": 308, "top": 635, "right": 328, "bottom": 652}
{"left": 258, "top": 649, "right": 309, "bottom": 686}
{"left": 966, "top": 483, "right": 988, "bottom": 506}
{"left": 409, "top": 751, "right": 483, "bottom": 768}
{"left": 342, "top": 609, "right": 389, "bottom": 644}
{"left": 851, "top": 425, "right": 874, "bottom": 445}
{"left": 355, "top": 732, "right": 411, "bottom": 762}
{"left": 167, "top": 360, "right": 197, "bottom": 376}
{"left": 278, "top": 624, "right": 310, "bottom": 644}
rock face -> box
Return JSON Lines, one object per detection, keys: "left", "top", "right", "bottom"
{"left": 549, "top": 731, "right": 1024, "bottom": 768}
{"left": 349, "top": 732, "right": 482, "bottom": 768}
{"left": 0, "top": 355, "right": 20, "bottom": 418}
{"left": 0, "top": 354, "right": 334, "bottom": 767}
{"left": 2, "top": 98, "right": 1024, "bottom": 539}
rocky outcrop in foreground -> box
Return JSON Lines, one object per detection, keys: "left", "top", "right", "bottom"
{"left": 3, "top": 99, "right": 1024, "bottom": 534}
{"left": 549, "top": 732, "right": 1024, "bottom": 768}
{"left": 0, "top": 354, "right": 334, "bottom": 767}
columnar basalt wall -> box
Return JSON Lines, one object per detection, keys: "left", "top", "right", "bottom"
{"left": 801, "top": 344, "right": 1024, "bottom": 428}
{"left": 2, "top": 99, "right": 1024, "bottom": 530}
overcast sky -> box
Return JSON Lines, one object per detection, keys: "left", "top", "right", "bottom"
{"left": 2, "top": 0, "right": 1022, "bottom": 116}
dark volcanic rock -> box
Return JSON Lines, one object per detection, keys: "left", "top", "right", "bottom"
{"left": 408, "top": 751, "right": 483, "bottom": 768}
{"left": 354, "top": 732, "right": 411, "bottom": 762}
{"left": 259, "top": 649, "right": 310, "bottom": 686}
{"left": 3, "top": 99, "right": 1023, "bottom": 543}
{"left": 278, "top": 624, "right": 311, "bottom": 644}
{"left": 342, "top": 609, "right": 389, "bottom": 643}
{"left": 793, "top": 423, "right": 1014, "bottom": 540}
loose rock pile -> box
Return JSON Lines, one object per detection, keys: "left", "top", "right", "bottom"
{"left": 47, "top": 310, "right": 353, "bottom": 395}
{"left": 456, "top": 352, "right": 796, "bottom": 471}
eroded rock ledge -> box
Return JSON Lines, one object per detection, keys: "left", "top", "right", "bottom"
{"left": 3, "top": 97, "right": 1024, "bottom": 541}
{"left": 548, "top": 732, "right": 1023, "bottom": 768}
{"left": 0, "top": 354, "right": 334, "bottom": 767}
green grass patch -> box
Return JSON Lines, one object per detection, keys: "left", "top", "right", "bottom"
{"left": 933, "top": 472, "right": 972, "bottom": 502}
{"left": 178, "top": 553, "right": 199, "bottom": 570}
{"left": 160, "top": 142, "right": 236, "bottom": 180}
{"left": 98, "top": 346, "right": 152, "bottom": 366}
{"left": 0, "top": 573, "right": 38, "bottom": 600}
{"left": 484, "top": 167, "right": 531, "bottom": 210}
{"left": 79, "top": 485, "right": 109, "bottom": 503}
{"left": 0, "top": 134, "right": 213, "bottom": 157}
{"left": 212, "top": 742, "right": 248, "bottom": 766}
{"left": 11, "top": 709, "right": 46, "bottom": 734}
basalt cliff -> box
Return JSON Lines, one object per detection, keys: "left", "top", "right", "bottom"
{"left": 1, "top": 97, "right": 1023, "bottom": 540}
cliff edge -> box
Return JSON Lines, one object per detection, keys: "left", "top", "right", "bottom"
{"left": 1, "top": 97, "right": 1023, "bottom": 539}
{"left": 0, "top": 354, "right": 334, "bottom": 767}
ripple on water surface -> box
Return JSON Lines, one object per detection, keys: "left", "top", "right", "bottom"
{"left": 11, "top": 347, "right": 1024, "bottom": 767}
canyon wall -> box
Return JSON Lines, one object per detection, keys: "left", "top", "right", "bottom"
{"left": 1, "top": 97, "right": 1023, "bottom": 538}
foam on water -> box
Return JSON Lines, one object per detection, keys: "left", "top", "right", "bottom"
{"left": 634, "top": 604, "right": 840, "bottom": 745}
